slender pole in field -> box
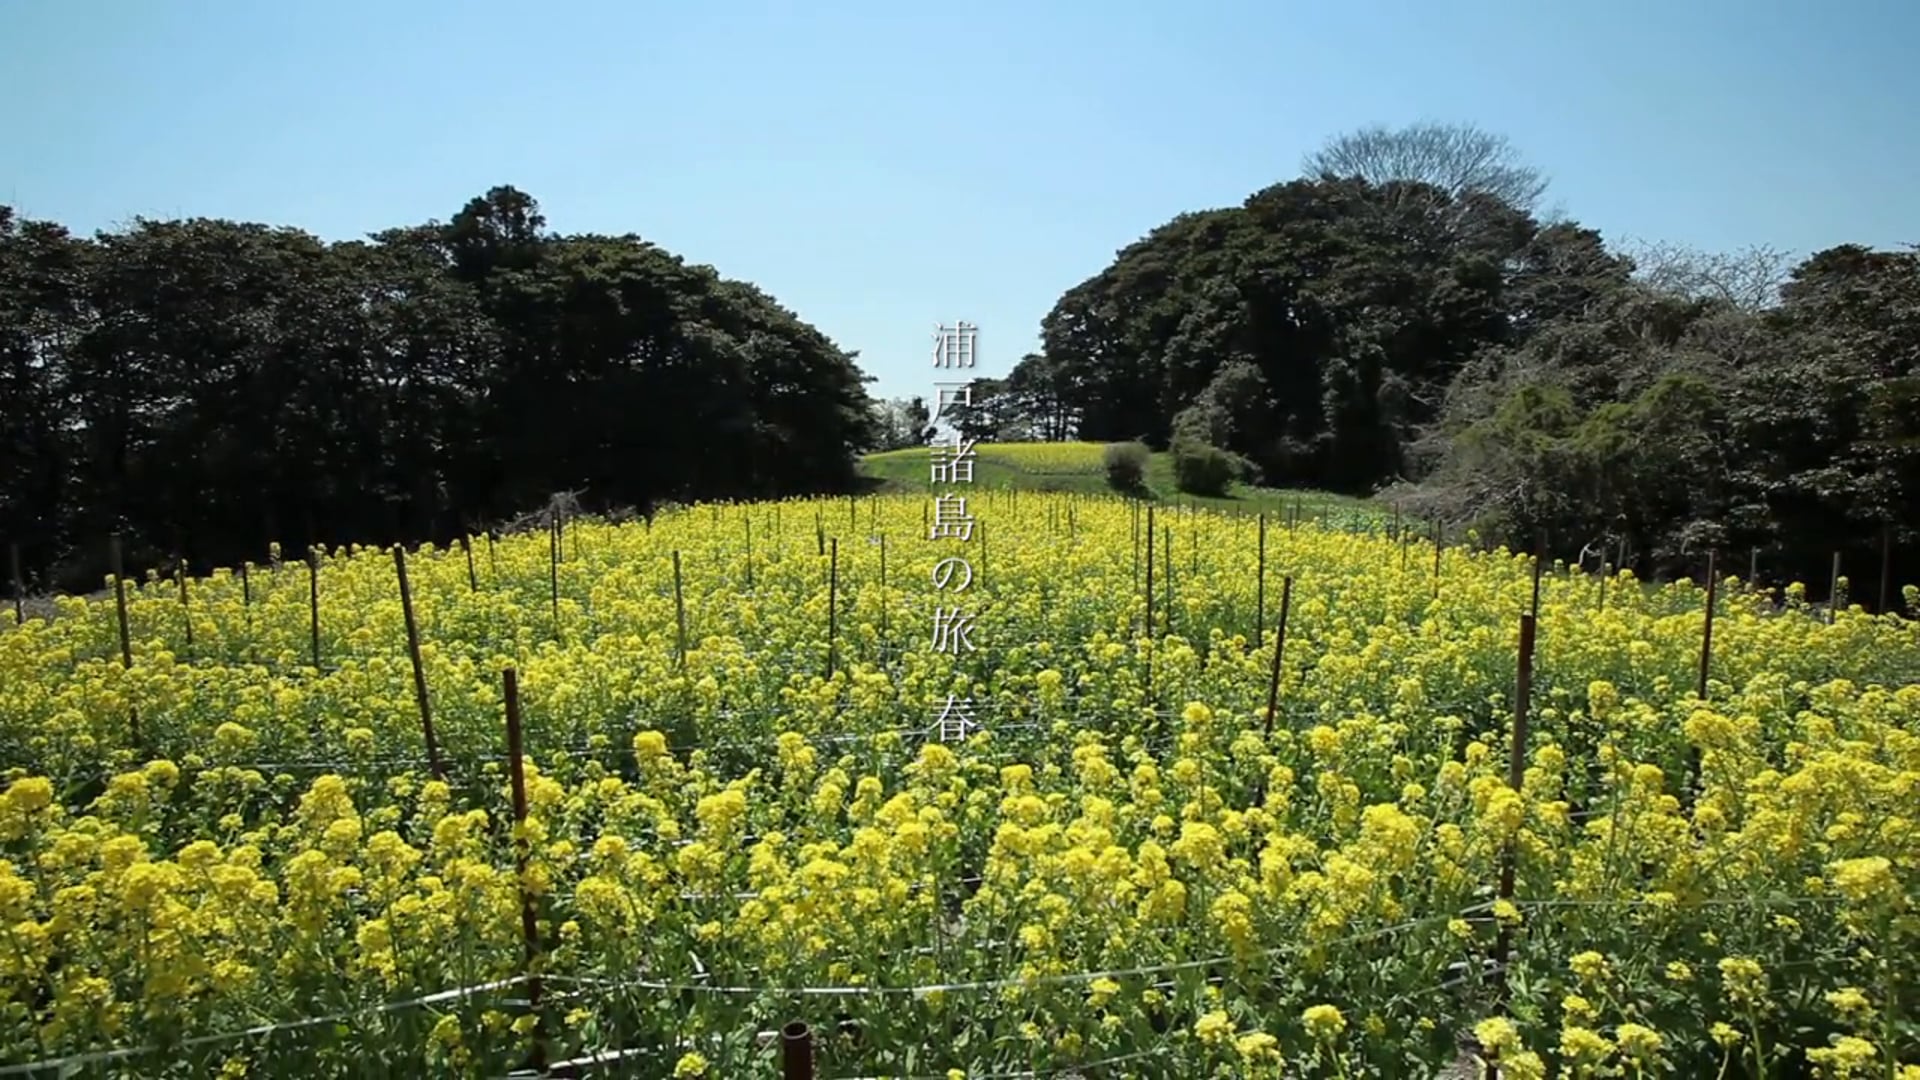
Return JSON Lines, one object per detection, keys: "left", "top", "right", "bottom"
{"left": 461, "top": 535, "right": 478, "bottom": 592}
{"left": 1829, "top": 551, "right": 1843, "bottom": 624}
{"left": 826, "top": 538, "right": 839, "bottom": 679}
{"left": 176, "top": 558, "right": 192, "bottom": 653}
{"left": 110, "top": 535, "right": 139, "bottom": 747}
{"left": 240, "top": 562, "right": 253, "bottom": 664}
{"left": 1144, "top": 505, "right": 1155, "bottom": 640}
{"left": 1144, "top": 504, "right": 1156, "bottom": 702}
{"left": 501, "top": 667, "right": 546, "bottom": 1072}
{"left": 1255, "top": 514, "right": 1267, "bottom": 648}
{"left": 393, "top": 545, "right": 446, "bottom": 783}
{"left": 1260, "top": 576, "right": 1294, "bottom": 740}
{"left": 979, "top": 520, "right": 988, "bottom": 590}
{"left": 1163, "top": 525, "right": 1174, "bottom": 637}
{"left": 1689, "top": 551, "right": 1719, "bottom": 800}
{"left": 1131, "top": 503, "right": 1140, "bottom": 593}
{"left": 308, "top": 546, "right": 322, "bottom": 671}
{"left": 745, "top": 514, "right": 754, "bottom": 590}
{"left": 1697, "top": 550, "right": 1718, "bottom": 702}
{"left": 1492, "top": 610, "right": 1538, "bottom": 1012}
{"left": 673, "top": 550, "right": 688, "bottom": 669}
{"left": 548, "top": 516, "right": 560, "bottom": 633}
{"left": 1530, "top": 537, "right": 1545, "bottom": 618}
{"left": 1879, "top": 524, "right": 1893, "bottom": 615}
{"left": 8, "top": 542, "right": 22, "bottom": 625}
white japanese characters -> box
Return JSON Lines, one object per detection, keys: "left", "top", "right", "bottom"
{"left": 928, "top": 322, "right": 985, "bottom": 742}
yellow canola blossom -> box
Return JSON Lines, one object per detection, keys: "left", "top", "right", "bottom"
{"left": 0, "top": 494, "right": 1916, "bottom": 1076}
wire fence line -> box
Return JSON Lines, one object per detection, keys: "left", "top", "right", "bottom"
{"left": 0, "top": 977, "right": 530, "bottom": 1078}
{"left": 0, "top": 894, "right": 1854, "bottom": 1077}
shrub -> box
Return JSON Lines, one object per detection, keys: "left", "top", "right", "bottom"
{"left": 1170, "top": 435, "right": 1251, "bottom": 497}
{"left": 1103, "top": 441, "right": 1150, "bottom": 492}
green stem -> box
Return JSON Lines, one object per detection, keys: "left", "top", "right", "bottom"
{"left": 1745, "top": 1005, "right": 1768, "bottom": 1078}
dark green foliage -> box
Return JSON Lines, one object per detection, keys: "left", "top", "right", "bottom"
{"left": 1031, "top": 155, "right": 1919, "bottom": 602}
{"left": 1168, "top": 435, "right": 1248, "bottom": 497}
{"left": 1103, "top": 441, "right": 1150, "bottom": 492}
{"left": 0, "top": 189, "right": 878, "bottom": 591}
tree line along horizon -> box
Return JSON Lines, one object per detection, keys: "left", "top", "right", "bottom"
{"left": 3, "top": 122, "right": 1915, "bottom": 603}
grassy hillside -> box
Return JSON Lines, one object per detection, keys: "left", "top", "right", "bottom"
{"left": 859, "top": 440, "right": 1383, "bottom": 525}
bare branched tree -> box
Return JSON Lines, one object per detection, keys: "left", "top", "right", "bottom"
{"left": 1303, "top": 120, "right": 1550, "bottom": 212}
{"left": 1618, "top": 238, "right": 1796, "bottom": 312}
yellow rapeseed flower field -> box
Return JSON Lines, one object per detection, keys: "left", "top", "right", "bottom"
{"left": 1, "top": 492, "right": 1916, "bottom": 1077}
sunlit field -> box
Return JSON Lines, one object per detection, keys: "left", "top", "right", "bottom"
{"left": 2, "top": 492, "right": 1916, "bottom": 1077}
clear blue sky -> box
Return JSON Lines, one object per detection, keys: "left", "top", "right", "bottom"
{"left": 5, "top": 0, "right": 1916, "bottom": 402}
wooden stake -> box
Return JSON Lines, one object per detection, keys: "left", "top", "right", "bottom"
{"left": 826, "top": 538, "right": 839, "bottom": 678}
{"left": 1530, "top": 536, "right": 1545, "bottom": 617}
{"left": 1690, "top": 551, "right": 1718, "bottom": 800}
{"left": 1260, "top": 576, "right": 1294, "bottom": 739}
{"left": 1163, "top": 525, "right": 1174, "bottom": 637}
{"left": 110, "top": 535, "right": 139, "bottom": 747}
{"left": 8, "top": 542, "right": 21, "bottom": 625}
{"left": 240, "top": 562, "right": 253, "bottom": 662}
{"left": 501, "top": 667, "right": 546, "bottom": 1072}
{"left": 1879, "top": 523, "right": 1893, "bottom": 615}
{"left": 1492, "top": 609, "right": 1537, "bottom": 1008}
{"left": 548, "top": 516, "right": 560, "bottom": 632}
{"left": 1697, "top": 550, "right": 1718, "bottom": 701}
{"left": 1829, "top": 551, "right": 1843, "bottom": 624}
{"left": 979, "top": 520, "right": 988, "bottom": 588}
{"left": 176, "top": 558, "right": 192, "bottom": 653}
{"left": 393, "top": 545, "right": 446, "bottom": 782}
{"left": 461, "top": 535, "right": 478, "bottom": 591}
{"left": 673, "top": 550, "right": 688, "bottom": 669}
{"left": 1144, "top": 505, "right": 1155, "bottom": 640}
{"left": 1255, "top": 514, "right": 1267, "bottom": 648}
{"left": 308, "top": 546, "right": 322, "bottom": 671}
